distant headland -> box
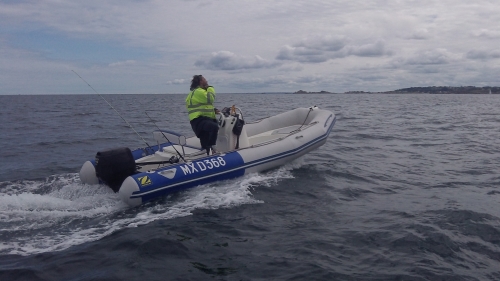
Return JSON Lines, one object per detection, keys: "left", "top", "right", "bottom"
{"left": 293, "top": 86, "right": 499, "bottom": 94}
{"left": 293, "top": 90, "right": 334, "bottom": 94}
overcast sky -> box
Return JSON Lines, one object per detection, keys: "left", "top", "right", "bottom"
{"left": 1, "top": 0, "right": 499, "bottom": 94}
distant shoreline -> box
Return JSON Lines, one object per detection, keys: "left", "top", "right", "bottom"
{"left": 293, "top": 86, "right": 499, "bottom": 95}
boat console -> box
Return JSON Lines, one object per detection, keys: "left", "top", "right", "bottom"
{"left": 214, "top": 108, "right": 249, "bottom": 153}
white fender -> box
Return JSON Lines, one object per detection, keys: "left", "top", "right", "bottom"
{"left": 79, "top": 161, "right": 99, "bottom": 185}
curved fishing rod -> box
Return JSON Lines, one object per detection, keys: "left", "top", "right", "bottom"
{"left": 72, "top": 70, "right": 152, "bottom": 148}
{"left": 144, "top": 111, "right": 186, "bottom": 163}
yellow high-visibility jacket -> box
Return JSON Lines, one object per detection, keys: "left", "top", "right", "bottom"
{"left": 186, "top": 86, "right": 216, "bottom": 121}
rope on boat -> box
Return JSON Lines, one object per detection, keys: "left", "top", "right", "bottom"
{"left": 72, "top": 70, "right": 152, "bottom": 149}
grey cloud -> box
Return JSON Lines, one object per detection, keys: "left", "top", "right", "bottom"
{"left": 195, "top": 51, "right": 279, "bottom": 70}
{"left": 407, "top": 66, "right": 442, "bottom": 74}
{"left": 278, "top": 63, "right": 304, "bottom": 72}
{"left": 472, "top": 29, "right": 500, "bottom": 39}
{"left": 276, "top": 46, "right": 330, "bottom": 63}
{"left": 165, "top": 79, "right": 186, "bottom": 85}
{"left": 225, "top": 76, "right": 289, "bottom": 90}
{"left": 294, "top": 75, "right": 325, "bottom": 84}
{"left": 402, "top": 49, "right": 455, "bottom": 65}
{"left": 347, "top": 40, "right": 389, "bottom": 57}
{"left": 276, "top": 37, "right": 391, "bottom": 63}
{"left": 276, "top": 36, "right": 348, "bottom": 63}
{"left": 295, "top": 36, "right": 347, "bottom": 52}
{"left": 409, "top": 29, "right": 430, "bottom": 40}
{"left": 465, "top": 49, "right": 500, "bottom": 60}
{"left": 354, "top": 73, "right": 387, "bottom": 82}
{"left": 108, "top": 60, "right": 136, "bottom": 67}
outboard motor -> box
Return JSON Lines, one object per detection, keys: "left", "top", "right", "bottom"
{"left": 95, "top": 147, "right": 136, "bottom": 192}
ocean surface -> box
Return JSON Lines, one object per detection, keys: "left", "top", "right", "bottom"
{"left": 0, "top": 93, "right": 499, "bottom": 281}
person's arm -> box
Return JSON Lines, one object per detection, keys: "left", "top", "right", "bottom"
{"left": 206, "top": 86, "right": 219, "bottom": 113}
{"left": 206, "top": 86, "right": 215, "bottom": 101}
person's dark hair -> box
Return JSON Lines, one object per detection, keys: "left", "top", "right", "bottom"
{"left": 190, "top": 75, "right": 203, "bottom": 91}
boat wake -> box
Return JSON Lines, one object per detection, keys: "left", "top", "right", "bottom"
{"left": 0, "top": 161, "right": 300, "bottom": 256}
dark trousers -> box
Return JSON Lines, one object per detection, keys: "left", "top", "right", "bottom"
{"left": 190, "top": 117, "right": 219, "bottom": 153}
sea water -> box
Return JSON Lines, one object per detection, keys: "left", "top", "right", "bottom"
{"left": 0, "top": 93, "right": 499, "bottom": 280}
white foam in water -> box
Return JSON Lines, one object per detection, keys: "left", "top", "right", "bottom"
{"left": 0, "top": 162, "right": 301, "bottom": 256}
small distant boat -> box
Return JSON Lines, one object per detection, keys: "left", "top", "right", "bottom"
{"left": 79, "top": 106, "right": 336, "bottom": 207}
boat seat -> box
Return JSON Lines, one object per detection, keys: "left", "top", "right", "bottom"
{"left": 270, "top": 125, "right": 302, "bottom": 135}
{"left": 247, "top": 125, "right": 302, "bottom": 145}
{"left": 248, "top": 135, "right": 283, "bottom": 145}
{"left": 162, "top": 145, "right": 201, "bottom": 155}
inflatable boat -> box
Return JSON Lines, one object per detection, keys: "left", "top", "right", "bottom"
{"left": 79, "top": 106, "right": 336, "bottom": 207}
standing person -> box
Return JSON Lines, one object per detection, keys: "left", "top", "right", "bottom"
{"left": 186, "top": 75, "right": 219, "bottom": 155}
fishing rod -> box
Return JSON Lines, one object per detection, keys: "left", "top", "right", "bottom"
{"left": 144, "top": 111, "right": 186, "bottom": 163}
{"left": 71, "top": 70, "right": 152, "bottom": 149}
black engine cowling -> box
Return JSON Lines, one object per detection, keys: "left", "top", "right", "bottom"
{"left": 95, "top": 147, "right": 136, "bottom": 192}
